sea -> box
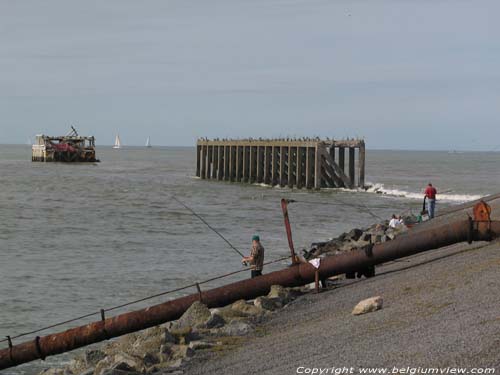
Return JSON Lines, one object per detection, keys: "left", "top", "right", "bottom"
{"left": 0, "top": 145, "right": 499, "bottom": 374}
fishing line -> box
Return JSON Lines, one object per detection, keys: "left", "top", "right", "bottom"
{"left": 171, "top": 196, "right": 245, "bottom": 257}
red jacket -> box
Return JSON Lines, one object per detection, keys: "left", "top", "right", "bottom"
{"left": 425, "top": 186, "right": 437, "bottom": 199}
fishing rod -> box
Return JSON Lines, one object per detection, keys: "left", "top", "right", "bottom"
{"left": 171, "top": 196, "right": 245, "bottom": 258}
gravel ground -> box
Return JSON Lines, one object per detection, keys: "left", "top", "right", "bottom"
{"left": 184, "top": 198, "right": 500, "bottom": 375}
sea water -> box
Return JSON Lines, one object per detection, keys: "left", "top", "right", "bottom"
{"left": 0, "top": 145, "right": 499, "bottom": 374}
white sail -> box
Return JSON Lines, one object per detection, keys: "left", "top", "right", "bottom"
{"left": 113, "top": 134, "right": 121, "bottom": 149}
{"left": 146, "top": 136, "right": 151, "bottom": 148}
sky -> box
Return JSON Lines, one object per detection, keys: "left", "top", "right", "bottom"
{"left": 0, "top": 0, "right": 499, "bottom": 150}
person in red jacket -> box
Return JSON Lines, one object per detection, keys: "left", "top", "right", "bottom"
{"left": 424, "top": 183, "right": 437, "bottom": 218}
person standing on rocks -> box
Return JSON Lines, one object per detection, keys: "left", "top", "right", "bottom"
{"left": 242, "top": 235, "right": 265, "bottom": 278}
{"left": 424, "top": 183, "right": 437, "bottom": 219}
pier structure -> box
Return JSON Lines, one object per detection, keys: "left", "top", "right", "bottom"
{"left": 196, "top": 138, "right": 365, "bottom": 189}
{"left": 32, "top": 127, "right": 99, "bottom": 162}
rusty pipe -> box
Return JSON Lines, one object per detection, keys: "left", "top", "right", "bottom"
{"left": 1, "top": 216, "right": 498, "bottom": 370}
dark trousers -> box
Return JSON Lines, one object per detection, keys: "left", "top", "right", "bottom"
{"left": 251, "top": 270, "right": 262, "bottom": 278}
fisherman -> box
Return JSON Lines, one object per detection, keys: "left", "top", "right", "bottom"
{"left": 242, "top": 235, "right": 265, "bottom": 278}
{"left": 424, "top": 183, "right": 437, "bottom": 219}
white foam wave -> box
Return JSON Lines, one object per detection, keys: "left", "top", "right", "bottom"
{"left": 364, "top": 183, "right": 482, "bottom": 203}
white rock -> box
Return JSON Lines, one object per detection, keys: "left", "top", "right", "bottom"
{"left": 352, "top": 296, "right": 383, "bottom": 315}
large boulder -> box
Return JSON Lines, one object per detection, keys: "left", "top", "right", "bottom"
{"left": 220, "top": 321, "right": 254, "bottom": 336}
{"left": 84, "top": 349, "right": 106, "bottom": 367}
{"left": 267, "top": 285, "right": 294, "bottom": 305}
{"left": 352, "top": 296, "right": 383, "bottom": 315}
{"left": 205, "top": 312, "right": 226, "bottom": 328}
{"left": 347, "top": 228, "right": 363, "bottom": 241}
{"left": 171, "top": 301, "right": 211, "bottom": 331}
{"left": 231, "top": 299, "right": 263, "bottom": 316}
{"left": 254, "top": 296, "right": 281, "bottom": 311}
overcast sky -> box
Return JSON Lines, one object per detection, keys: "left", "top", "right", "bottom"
{"left": 0, "top": 0, "right": 499, "bottom": 150}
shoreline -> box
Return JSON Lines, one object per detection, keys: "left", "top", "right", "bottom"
{"left": 36, "top": 196, "right": 500, "bottom": 375}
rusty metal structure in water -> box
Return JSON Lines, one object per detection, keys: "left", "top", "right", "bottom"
{"left": 0, "top": 200, "right": 498, "bottom": 370}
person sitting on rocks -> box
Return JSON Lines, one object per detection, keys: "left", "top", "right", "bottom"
{"left": 242, "top": 235, "right": 265, "bottom": 278}
{"left": 389, "top": 214, "right": 399, "bottom": 229}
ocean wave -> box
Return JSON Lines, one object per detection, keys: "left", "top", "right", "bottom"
{"left": 364, "top": 183, "right": 482, "bottom": 203}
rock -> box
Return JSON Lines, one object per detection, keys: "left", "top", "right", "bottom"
{"left": 231, "top": 299, "right": 263, "bottom": 316}
{"left": 171, "top": 301, "right": 211, "bottom": 331}
{"left": 163, "top": 330, "right": 177, "bottom": 344}
{"left": 220, "top": 321, "right": 254, "bottom": 336}
{"left": 360, "top": 232, "right": 372, "bottom": 242}
{"left": 142, "top": 352, "right": 160, "bottom": 367}
{"left": 352, "top": 296, "right": 383, "bottom": 315}
{"left": 101, "top": 369, "right": 141, "bottom": 375}
{"left": 347, "top": 228, "right": 363, "bottom": 241}
{"left": 159, "top": 344, "right": 173, "bottom": 363}
{"left": 210, "top": 307, "right": 248, "bottom": 322}
{"left": 169, "top": 326, "right": 199, "bottom": 345}
{"left": 267, "top": 285, "right": 294, "bottom": 304}
{"left": 171, "top": 345, "right": 195, "bottom": 359}
{"left": 111, "top": 353, "right": 143, "bottom": 372}
{"left": 205, "top": 313, "right": 226, "bottom": 328}
{"left": 79, "top": 369, "right": 95, "bottom": 375}
{"left": 188, "top": 341, "right": 214, "bottom": 350}
{"left": 39, "top": 369, "right": 65, "bottom": 375}
{"left": 84, "top": 349, "right": 106, "bottom": 367}
{"left": 95, "top": 357, "right": 114, "bottom": 375}
{"left": 254, "top": 296, "right": 281, "bottom": 311}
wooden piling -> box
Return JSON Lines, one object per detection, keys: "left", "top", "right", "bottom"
{"left": 195, "top": 138, "right": 366, "bottom": 190}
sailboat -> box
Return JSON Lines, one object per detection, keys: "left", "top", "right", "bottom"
{"left": 145, "top": 136, "right": 152, "bottom": 148}
{"left": 113, "top": 134, "right": 122, "bottom": 149}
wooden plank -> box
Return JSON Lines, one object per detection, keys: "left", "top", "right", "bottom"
{"left": 321, "top": 149, "right": 353, "bottom": 188}
{"left": 314, "top": 145, "right": 321, "bottom": 189}
{"left": 272, "top": 146, "right": 278, "bottom": 186}
{"left": 279, "top": 146, "right": 286, "bottom": 187}
{"left": 218, "top": 146, "right": 224, "bottom": 180}
{"left": 201, "top": 145, "right": 207, "bottom": 179}
{"left": 206, "top": 146, "right": 212, "bottom": 179}
{"left": 288, "top": 146, "right": 294, "bottom": 188}
{"left": 296, "top": 147, "right": 303, "bottom": 189}
{"left": 358, "top": 141, "right": 365, "bottom": 188}
{"left": 349, "top": 147, "right": 355, "bottom": 186}
{"left": 338, "top": 146, "right": 345, "bottom": 173}
{"left": 224, "top": 146, "right": 230, "bottom": 180}
{"left": 196, "top": 145, "right": 201, "bottom": 177}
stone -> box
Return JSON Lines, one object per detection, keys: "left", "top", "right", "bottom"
{"left": 352, "top": 296, "right": 383, "bottom": 315}
{"left": 79, "top": 369, "right": 95, "bottom": 375}
{"left": 220, "top": 321, "right": 254, "bottom": 336}
{"left": 267, "top": 285, "right": 294, "bottom": 304}
{"left": 171, "top": 301, "right": 211, "bottom": 331}
{"left": 211, "top": 306, "right": 248, "bottom": 322}
{"left": 188, "top": 340, "right": 215, "bottom": 350}
{"left": 39, "top": 369, "right": 65, "bottom": 375}
{"left": 171, "top": 344, "right": 195, "bottom": 359}
{"left": 110, "top": 353, "right": 143, "bottom": 372}
{"left": 347, "top": 228, "right": 363, "bottom": 241}
{"left": 231, "top": 299, "right": 263, "bottom": 316}
{"left": 163, "top": 330, "right": 177, "bottom": 344}
{"left": 205, "top": 313, "right": 226, "bottom": 328}
{"left": 169, "top": 326, "right": 200, "bottom": 345}
{"left": 360, "top": 232, "right": 372, "bottom": 242}
{"left": 84, "top": 349, "right": 106, "bottom": 366}
{"left": 95, "top": 357, "right": 114, "bottom": 375}
{"left": 142, "top": 352, "right": 160, "bottom": 367}
{"left": 101, "top": 370, "right": 141, "bottom": 375}
{"left": 159, "top": 344, "right": 173, "bottom": 363}
{"left": 254, "top": 296, "right": 281, "bottom": 311}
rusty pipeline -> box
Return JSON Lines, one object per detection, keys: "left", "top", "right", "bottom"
{"left": 0, "top": 201, "right": 498, "bottom": 370}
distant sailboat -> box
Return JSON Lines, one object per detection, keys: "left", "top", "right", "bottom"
{"left": 145, "top": 136, "right": 152, "bottom": 148}
{"left": 113, "top": 134, "right": 122, "bottom": 149}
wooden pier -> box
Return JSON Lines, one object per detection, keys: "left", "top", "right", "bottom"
{"left": 195, "top": 138, "right": 365, "bottom": 189}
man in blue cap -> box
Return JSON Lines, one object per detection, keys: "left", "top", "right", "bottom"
{"left": 242, "top": 235, "right": 265, "bottom": 278}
